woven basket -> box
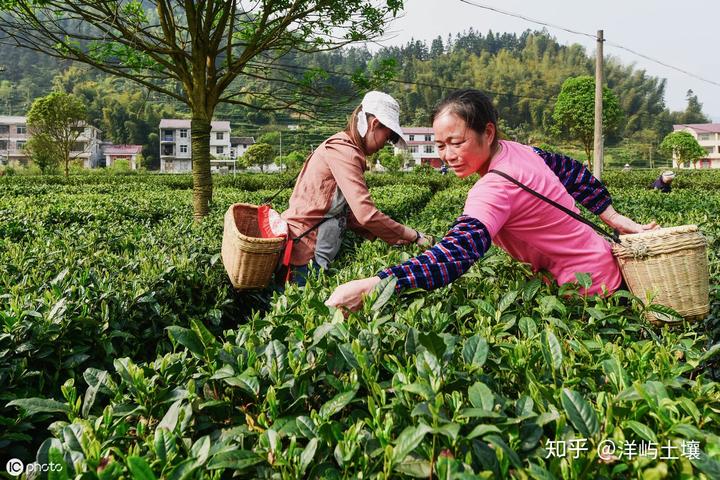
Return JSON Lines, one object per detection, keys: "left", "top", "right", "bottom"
{"left": 221, "top": 203, "right": 285, "bottom": 290}
{"left": 612, "top": 225, "right": 709, "bottom": 325}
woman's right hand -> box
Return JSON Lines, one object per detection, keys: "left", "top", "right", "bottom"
{"left": 415, "top": 232, "right": 435, "bottom": 248}
{"left": 325, "top": 276, "right": 381, "bottom": 312}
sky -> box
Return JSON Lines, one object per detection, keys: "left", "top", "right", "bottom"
{"left": 370, "top": 0, "right": 720, "bottom": 122}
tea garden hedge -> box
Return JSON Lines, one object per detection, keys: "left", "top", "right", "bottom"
{"left": 1, "top": 169, "right": 719, "bottom": 479}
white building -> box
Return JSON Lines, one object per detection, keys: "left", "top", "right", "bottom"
{"left": 0, "top": 115, "right": 102, "bottom": 167}
{"left": 672, "top": 123, "right": 720, "bottom": 169}
{"left": 394, "top": 127, "right": 442, "bottom": 169}
{"left": 0, "top": 115, "right": 29, "bottom": 165}
{"left": 102, "top": 144, "right": 143, "bottom": 170}
{"left": 159, "top": 119, "right": 231, "bottom": 172}
{"left": 230, "top": 136, "right": 255, "bottom": 160}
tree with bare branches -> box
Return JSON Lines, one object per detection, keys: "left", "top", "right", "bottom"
{"left": 0, "top": 1, "right": 404, "bottom": 219}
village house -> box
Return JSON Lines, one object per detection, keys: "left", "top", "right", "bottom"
{"left": 159, "top": 119, "right": 232, "bottom": 173}
{"left": 672, "top": 123, "right": 720, "bottom": 169}
{"left": 0, "top": 115, "right": 103, "bottom": 168}
{"left": 395, "top": 126, "right": 442, "bottom": 169}
{"left": 101, "top": 144, "right": 143, "bottom": 170}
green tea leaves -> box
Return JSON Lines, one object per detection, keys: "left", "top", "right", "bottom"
{"left": 462, "top": 335, "right": 489, "bottom": 368}
{"left": 561, "top": 388, "right": 599, "bottom": 437}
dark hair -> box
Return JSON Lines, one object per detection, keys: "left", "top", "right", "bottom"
{"left": 431, "top": 89, "right": 499, "bottom": 147}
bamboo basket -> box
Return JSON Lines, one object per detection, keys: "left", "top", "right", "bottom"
{"left": 612, "top": 225, "right": 709, "bottom": 325}
{"left": 221, "top": 203, "right": 285, "bottom": 290}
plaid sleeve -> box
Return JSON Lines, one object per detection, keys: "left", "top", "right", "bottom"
{"left": 532, "top": 147, "right": 612, "bottom": 214}
{"left": 376, "top": 216, "right": 491, "bottom": 291}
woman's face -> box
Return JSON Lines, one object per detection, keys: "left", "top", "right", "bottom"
{"left": 364, "top": 118, "right": 394, "bottom": 155}
{"left": 433, "top": 111, "right": 496, "bottom": 178}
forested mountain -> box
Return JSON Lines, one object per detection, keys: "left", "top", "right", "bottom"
{"left": 1, "top": 28, "right": 710, "bottom": 168}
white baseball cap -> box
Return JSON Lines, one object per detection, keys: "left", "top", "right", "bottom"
{"left": 356, "top": 91, "right": 408, "bottom": 149}
{"left": 662, "top": 170, "right": 676, "bottom": 180}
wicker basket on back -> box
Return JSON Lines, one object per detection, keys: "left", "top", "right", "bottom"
{"left": 612, "top": 225, "right": 709, "bottom": 325}
{"left": 221, "top": 203, "right": 285, "bottom": 290}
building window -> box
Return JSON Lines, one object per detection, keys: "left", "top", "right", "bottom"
{"left": 0, "top": 140, "right": 6, "bottom": 150}
{"left": 16, "top": 126, "right": 27, "bottom": 134}
{"left": 424, "top": 134, "right": 432, "bottom": 141}
{"left": 16, "top": 140, "right": 27, "bottom": 150}
{"left": 409, "top": 145, "right": 418, "bottom": 153}
{"left": 216, "top": 132, "right": 224, "bottom": 140}
{"left": 699, "top": 133, "right": 711, "bottom": 141}
{"left": 216, "top": 146, "right": 224, "bottom": 154}
{"left": 0, "top": 125, "right": 8, "bottom": 134}
{"left": 424, "top": 145, "right": 434, "bottom": 154}
{"left": 704, "top": 147, "right": 713, "bottom": 154}
{"left": 180, "top": 145, "right": 188, "bottom": 153}
{"left": 180, "top": 129, "right": 188, "bottom": 138}
{"left": 408, "top": 134, "right": 415, "bottom": 141}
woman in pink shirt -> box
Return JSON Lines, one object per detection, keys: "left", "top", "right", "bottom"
{"left": 327, "top": 89, "right": 657, "bottom": 310}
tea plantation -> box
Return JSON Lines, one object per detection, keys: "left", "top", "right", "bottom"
{"left": 1, "top": 170, "right": 719, "bottom": 479}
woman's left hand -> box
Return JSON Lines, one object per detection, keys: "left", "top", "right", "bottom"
{"left": 600, "top": 206, "right": 658, "bottom": 234}
{"left": 325, "top": 276, "right": 381, "bottom": 312}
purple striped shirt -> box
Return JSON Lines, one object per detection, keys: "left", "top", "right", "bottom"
{"left": 377, "top": 216, "right": 491, "bottom": 291}
{"left": 532, "top": 147, "right": 612, "bottom": 214}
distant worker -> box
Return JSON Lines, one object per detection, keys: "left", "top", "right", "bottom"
{"left": 440, "top": 162, "right": 448, "bottom": 175}
{"left": 651, "top": 170, "right": 675, "bottom": 193}
{"left": 622, "top": 163, "right": 631, "bottom": 172}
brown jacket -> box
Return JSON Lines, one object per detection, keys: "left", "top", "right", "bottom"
{"left": 281, "top": 132, "right": 415, "bottom": 267}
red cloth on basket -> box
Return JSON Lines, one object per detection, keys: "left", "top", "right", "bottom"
{"left": 257, "top": 205, "right": 293, "bottom": 283}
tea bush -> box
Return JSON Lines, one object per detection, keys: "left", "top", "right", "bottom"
{"left": 1, "top": 172, "right": 719, "bottom": 478}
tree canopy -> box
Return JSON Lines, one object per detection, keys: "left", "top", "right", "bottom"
{"left": 26, "top": 91, "right": 87, "bottom": 177}
{"left": 659, "top": 131, "right": 706, "bottom": 169}
{"left": 552, "top": 75, "right": 622, "bottom": 168}
{"left": 0, "top": 0, "right": 405, "bottom": 218}
{"left": 242, "top": 143, "right": 275, "bottom": 172}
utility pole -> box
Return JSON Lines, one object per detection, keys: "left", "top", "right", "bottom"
{"left": 279, "top": 130, "right": 283, "bottom": 157}
{"left": 593, "top": 30, "right": 604, "bottom": 179}
{"left": 649, "top": 145, "right": 654, "bottom": 169}
{"left": 0, "top": 64, "right": 6, "bottom": 165}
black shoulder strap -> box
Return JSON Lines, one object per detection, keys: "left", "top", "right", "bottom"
{"left": 488, "top": 169, "right": 620, "bottom": 243}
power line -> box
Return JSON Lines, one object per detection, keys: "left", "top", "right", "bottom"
{"left": 457, "top": 0, "right": 720, "bottom": 90}
{"left": 604, "top": 42, "right": 720, "bottom": 89}
{"left": 457, "top": 0, "right": 596, "bottom": 40}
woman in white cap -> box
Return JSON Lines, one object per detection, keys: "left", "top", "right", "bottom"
{"left": 651, "top": 170, "right": 675, "bottom": 193}
{"left": 281, "top": 91, "right": 431, "bottom": 285}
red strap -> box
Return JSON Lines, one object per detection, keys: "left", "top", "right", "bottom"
{"left": 281, "top": 238, "right": 294, "bottom": 283}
